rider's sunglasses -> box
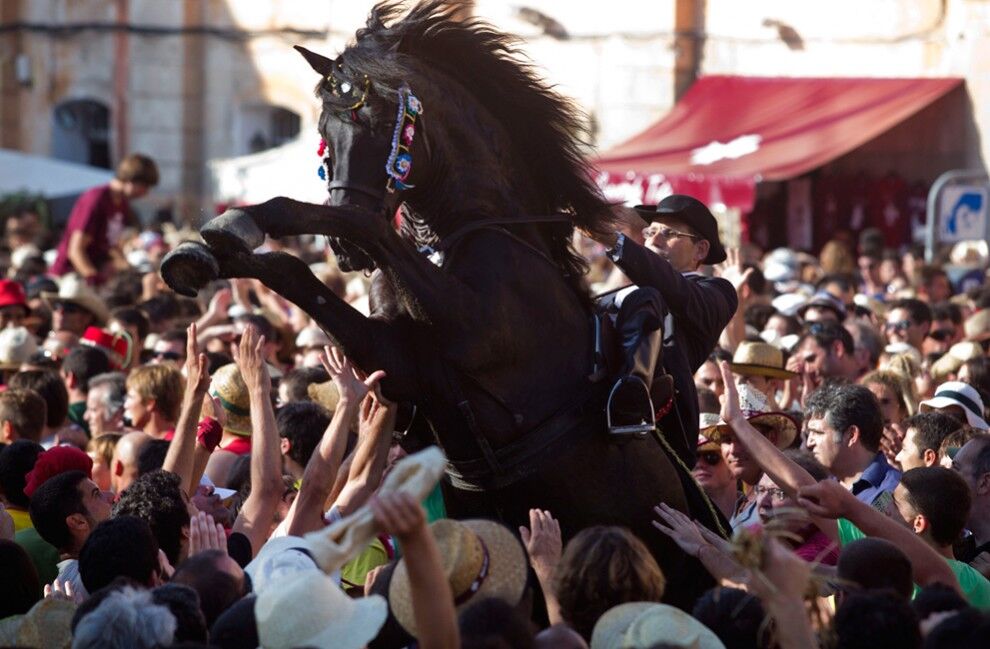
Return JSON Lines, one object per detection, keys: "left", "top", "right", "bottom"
{"left": 641, "top": 225, "right": 701, "bottom": 242}
{"left": 697, "top": 451, "right": 722, "bottom": 467}
{"left": 53, "top": 301, "right": 85, "bottom": 315}
{"left": 927, "top": 328, "right": 955, "bottom": 342}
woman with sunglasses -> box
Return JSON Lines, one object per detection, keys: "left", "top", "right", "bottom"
{"left": 692, "top": 416, "right": 739, "bottom": 521}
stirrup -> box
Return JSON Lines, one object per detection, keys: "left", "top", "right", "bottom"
{"left": 606, "top": 375, "right": 656, "bottom": 437}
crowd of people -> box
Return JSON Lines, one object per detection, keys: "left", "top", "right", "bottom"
{"left": 2, "top": 152, "right": 990, "bottom": 649}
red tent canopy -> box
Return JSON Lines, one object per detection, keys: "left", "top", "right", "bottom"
{"left": 594, "top": 76, "right": 963, "bottom": 211}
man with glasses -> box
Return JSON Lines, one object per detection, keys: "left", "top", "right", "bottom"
{"left": 150, "top": 329, "right": 188, "bottom": 365}
{"left": 884, "top": 298, "right": 933, "bottom": 352}
{"left": 593, "top": 195, "right": 736, "bottom": 465}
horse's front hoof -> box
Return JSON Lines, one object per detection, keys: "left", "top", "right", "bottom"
{"left": 160, "top": 242, "right": 220, "bottom": 297}
{"left": 202, "top": 209, "right": 265, "bottom": 253}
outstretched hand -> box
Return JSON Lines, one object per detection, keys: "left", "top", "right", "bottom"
{"left": 652, "top": 503, "right": 708, "bottom": 558}
{"left": 796, "top": 480, "right": 855, "bottom": 520}
{"left": 718, "top": 360, "right": 743, "bottom": 426}
{"left": 184, "top": 322, "right": 210, "bottom": 397}
{"left": 519, "top": 509, "right": 562, "bottom": 583}
{"left": 232, "top": 324, "right": 270, "bottom": 393}
{"left": 188, "top": 511, "right": 228, "bottom": 556}
{"left": 371, "top": 492, "right": 426, "bottom": 543}
{"left": 321, "top": 345, "right": 386, "bottom": 405}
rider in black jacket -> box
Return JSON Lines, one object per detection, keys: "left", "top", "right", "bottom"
{"left": 598, "top": 195, "right": 737, "bottom": 467}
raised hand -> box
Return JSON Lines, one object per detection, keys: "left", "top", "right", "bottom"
{"left": 370, "top": 492, "right": 426, "bottom": 543}
{"left": 44, "top": 578, "right": 83, "bottom": 604}
{"left": 232, "top": 324, "right": 270, "bottom": 394}
{"left": 718, "top": 360, "right": 743, "bottom": 426}
{"left": 184, "top": 322, "right": 210, "bottom": 395}
{"left": 796, "top": 480, "right": 855, "bottom": 520}
{"left": 188, "top": 511, "right": 228, "bottom": 556}
{"left": 321, "top": 345, "right": 386, "bottom": 405}
{"left": 652, "top": 503, "right": 709, "bottom": 558}
{"left": 519, "top": 509, "right": 562, "bottom": 583}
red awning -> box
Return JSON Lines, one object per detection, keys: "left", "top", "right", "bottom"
{"left": 594, "top": 76, "right": 963, "bottom": 211}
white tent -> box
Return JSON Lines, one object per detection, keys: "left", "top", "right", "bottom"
{"left": 0, "top": 149, "right": 114, "bottom": 197}
{"left": 209, "top": 130, "right": 330, "bottom": 206}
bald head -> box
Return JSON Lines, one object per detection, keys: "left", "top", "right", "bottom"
{"left": 534, "top": 624, "right": 588, "bottom": 649}
{"left": 111, "top": 431, "right": 151, "bottom": 494}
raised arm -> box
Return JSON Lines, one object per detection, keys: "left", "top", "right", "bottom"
{"left": 230, "top": 325, "right": 283, "bottom": 557}
{"left": 371, "top": 493, "right": 459, "bottom": 649}
{"left": 333, "top": 394, "right": 396, "bottom": 517}
{"left": 797, "top": 480, "right": 960, "bottom": 593}
{"left": 163, "top": 323, "right": 211, "bottom": 496}
{"left": 285, "top": 346, "right": 383, "bottom": 535}
{"left": 717, "top": 361, "right": 838, "bottom": 541}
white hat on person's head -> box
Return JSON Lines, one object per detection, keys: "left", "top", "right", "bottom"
{"left": 255, "top": 569, "right": 387, "bottom": 649}
{"left": 0, "top": 326, "right": 37, "bottom": 370}
{"left": 591, "top": 602, "right": 725, "bottom": 649}
{"left": 771, "top": 293, "right": 808, "bottom": 318}
{"left": 920, "top": 381, "right": 989, "bottom": 430}
{"left": 40, "top": 274, "right": 110, "bottom": 324}
{"left": 295, "top": 326, "right": 332, "bottom": 349}
{"left": 244, "top": 535, "right": 325, "bottom": 596}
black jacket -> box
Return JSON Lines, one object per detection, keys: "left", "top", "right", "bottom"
{"left": 615, "top": 237, "right": 738, "bottom": 465}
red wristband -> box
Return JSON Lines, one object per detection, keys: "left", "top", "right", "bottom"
{"left": 197, "top": 417, "right": 223, "bottom": 452}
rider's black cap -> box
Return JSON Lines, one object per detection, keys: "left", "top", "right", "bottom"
{"left": 634, "top": 195, "right": 727, "bottom": 265}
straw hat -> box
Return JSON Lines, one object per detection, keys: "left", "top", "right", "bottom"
{"left": 930, "top": 341, "right": 984, "bottom": 382}
{"left": 40, "top": 274, "right": 109, "bottom": 324}
{"left": 697, "top": 415, "right": 721, "bottom": 452}
{"left": 591, "top": 602, "right": 725, "bottom": 649}
{"left": 209, "top": 363, "right": 252, "bottom": 435}
{"left": 0, "top": 326, "right": 37, "bottom": 370}
{"left": 389, "top": 519, "right": 528, "bottom": 636}
{"left": 0, "top": 598, "right": 76, "bottom": 649}
{"left": 728, "top": 341, "right": 796, "bottom": 379}
{"left": 256, "top": 570, "right": 387, "bottom": 649}
{"left": 308, "top": 380, "right": 341, "bottom": 412}
{"left": 964, "top": 309, "right": 990, "bottom": 342}
{"left": 703, "top": 384, "right": 797, "bottom": 448}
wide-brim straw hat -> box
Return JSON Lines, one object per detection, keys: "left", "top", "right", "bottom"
{"left": 256, "top": 569, "right": 387, "bottom": 649}
{"left": 703, "top": 384, "right": 797, "bottom": 449}
{"left": 964, "top": 309, "right": 990, "bottom": 342}
{"left": 40, "top": 273, "right": 109, "bottom": 324}
{"left": 0, "top": 326, "right": 37, "bottom": 370}
{"left": 389, "top": 519, "right": 528, "bottom": 637}
{"left": 591, "top": 601, "right": 725, "bottom": 649}
{"left": 920, "top": 381, "right": 989, "bottom": 430}
{"left": 0, "top": 598, "right": 76, "bottom": 649}
{"left": 210, "top": 363, "right": 252, "bottom": 435}
{"left": 728, "top": 341, "right": 796, "bottom": 379}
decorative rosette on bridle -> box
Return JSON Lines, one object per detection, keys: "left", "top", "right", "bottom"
{"left": 385, "top": 85, "right": 423, "bottom": 192}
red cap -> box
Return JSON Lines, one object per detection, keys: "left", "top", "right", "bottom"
{"left": 0, "top": 280, "right": 27, "bottom": 310}
{"left": 23, "top": 446, "right": 94, "bottom": 499}
{"left": 80, "top": 326, "right": 134, "bottom": 370}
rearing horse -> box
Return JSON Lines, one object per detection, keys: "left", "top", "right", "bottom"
{"left": 161, "top": 0, "right": 719, "bottom": 608}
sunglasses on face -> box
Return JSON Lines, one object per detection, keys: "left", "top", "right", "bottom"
{"left": 885, "top": 319, "right": 914, "bottom": 332}
{"left": 153, "top": 350, "right": 182, "bottom": 361}
{"left": 53, "top": 302, "right": 85, "bottom": 315}
{"left": 641, "top": 225, "right": 701, "bottom": 241}
{"left": 697, "top": 451, "right": 723, "bottom": 466}
{"left": 927, "top": 328, "right": 955, "bottom": 342}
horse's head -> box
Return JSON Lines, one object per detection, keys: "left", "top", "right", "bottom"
{"left": 295, "top": 44, "right": 429, "bottom": 271}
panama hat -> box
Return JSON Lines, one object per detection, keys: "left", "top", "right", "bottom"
{"left": 209, "top": 363, "right": 252, "bottom": 436}
{"left": 920, "top": 381, "right": 989, "bottom": 430}
{"left": 728, "top": 341, "right": 796, "bottom": 380}
{"left": 704, "top": 384, "right": 797, "bottom": 448}
{"left": 591, "top": 602, "right": 725, "bottom": 649}
{"left": 40, "top": 274, "right": 109, "bottom": 324}
{"left": 0, "top": 326, "right": 37, "bottom": 370}
{"left": 0, "top": 598, "right": 76, "bottom": 649}
{"left": 389, "top": 519, "right": 528, "bottom": 636}
{"left": 256, "top": 570, "right": 387, "bottom": 649}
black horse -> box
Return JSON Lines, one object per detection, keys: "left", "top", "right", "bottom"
{"left": 161, "top": 1, "right": 720, "bottom": 608}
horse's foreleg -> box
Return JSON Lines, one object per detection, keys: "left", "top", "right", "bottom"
{"left": 161, "top": 242, "right": 417, "bottom": 401}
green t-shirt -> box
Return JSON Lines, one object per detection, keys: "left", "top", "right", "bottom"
{"left": 68, "top": 401, "right": 88, "bottom": 435}
{"left": 14, "top": 526, "right": 59, "bottom": 589}
{"left": 837, "top": 518, "right": 990, "bottom": 610}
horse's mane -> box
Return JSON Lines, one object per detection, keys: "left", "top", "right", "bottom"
{"left": 326, "top": 1, "right": 615, "bottom": 281}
